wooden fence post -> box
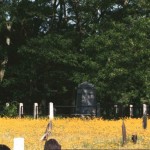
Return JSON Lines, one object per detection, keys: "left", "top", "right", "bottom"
{"left": 14, "top": 137, "right": 24, "bottom": 150}
{"left": 34, "top": 103, "right": 38, "bottom": 119}
{"left": 49, "top": 102, "right": 54, "bottom": 120}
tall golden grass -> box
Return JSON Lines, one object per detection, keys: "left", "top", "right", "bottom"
{"left": 0, "top": 117, "right": 150, "bottom": 149}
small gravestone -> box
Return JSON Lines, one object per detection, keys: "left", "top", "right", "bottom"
{"left": 76, "top": 82, "right": 96, "bottom": 115}
{"left": 14, "top": 138, "right": 24, "bottom": 150}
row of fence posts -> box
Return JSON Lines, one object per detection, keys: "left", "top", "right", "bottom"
{"left": 114, "top": 104, "right": 147, "bottom": 117}
{"left": 5, "top": 102, "right": 54, "bottom": 119}
{"left": 4, "top": 102, "right": 149, "bottom": 119}
{"left": 33, "top": 102, "right": 54, "bottom": 119}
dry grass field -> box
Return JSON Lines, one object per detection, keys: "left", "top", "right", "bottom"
{"left": 0, "top": 117, "right": 150, "bottom": 149}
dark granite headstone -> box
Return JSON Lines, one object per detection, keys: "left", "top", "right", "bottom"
{"left": 76, "top": 82, "right": 96, "bottom": 115}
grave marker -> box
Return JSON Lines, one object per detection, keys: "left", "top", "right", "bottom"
{"left": 14, "top": 138, "right": 24, "bottom": 150}
{"left": 76, "top": 82, "right": 96, "bottom": 115}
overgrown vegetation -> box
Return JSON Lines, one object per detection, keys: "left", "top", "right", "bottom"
{"left": 1, "top": 101, "right": 18, "bottom": 117}
{"left": 0, "top": 0, "right": 149, "bottom": 113}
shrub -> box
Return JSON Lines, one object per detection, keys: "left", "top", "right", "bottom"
{"left": 2, "top": 101, "right": 18, "bottom": 117}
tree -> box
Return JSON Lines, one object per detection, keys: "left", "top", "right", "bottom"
{"left": 0, "top": 0, "right": 149, "bottom": 115}
{"left": 81, "top": 0, "right": 150, "bottom": 106}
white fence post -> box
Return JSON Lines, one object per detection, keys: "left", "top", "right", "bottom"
{"left": 49, "top": 102, "right": 54, "bottom": 120}
{"left": 114, "top": 105, "right": 118, "bottom": 114}
{"left": 34, "top": 103, "right": 38, "bottom": 119}
{"left": 19, "top": 103, "right": 23, "bottom": 118}
{"left": 14, "top": 137, "right": 24, "bottom": 150}
{"left": 143, "top": 104, "right": 147, "bottom": 115}
{"left": 129, "top": 105, "right": 133, "bottom": 117}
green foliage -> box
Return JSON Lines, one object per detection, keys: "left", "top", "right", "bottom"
{"left": 2, "top": 101, "right": 18, "bottom": 117}
{"left": 0, "top": 0, "right": 149, "bottom": 110}
{"left": 81, "top": 15, "right": 150, "bottom": 105}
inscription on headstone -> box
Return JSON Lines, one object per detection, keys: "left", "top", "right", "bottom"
{"left": 76, "top": 82, "right": 96, "bottom": 115}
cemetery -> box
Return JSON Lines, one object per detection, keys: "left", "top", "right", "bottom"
{"left": 0, "top": 101, "right": 149, "bottom": 119}
{"left": 0, "top": 0, "right": 149, "bottom": 148}
{"left": 0, "top": 82, "right": 150, "bottom": 149}
{"left": 0, "top": 82, "right": 148, "bottom": 119}
{"left": 0, "top": 115, "right": 150, "bottom": 149}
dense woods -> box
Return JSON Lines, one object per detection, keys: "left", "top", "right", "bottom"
{"left": 0, "top": 0, "right": 149, "bottom": 112}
